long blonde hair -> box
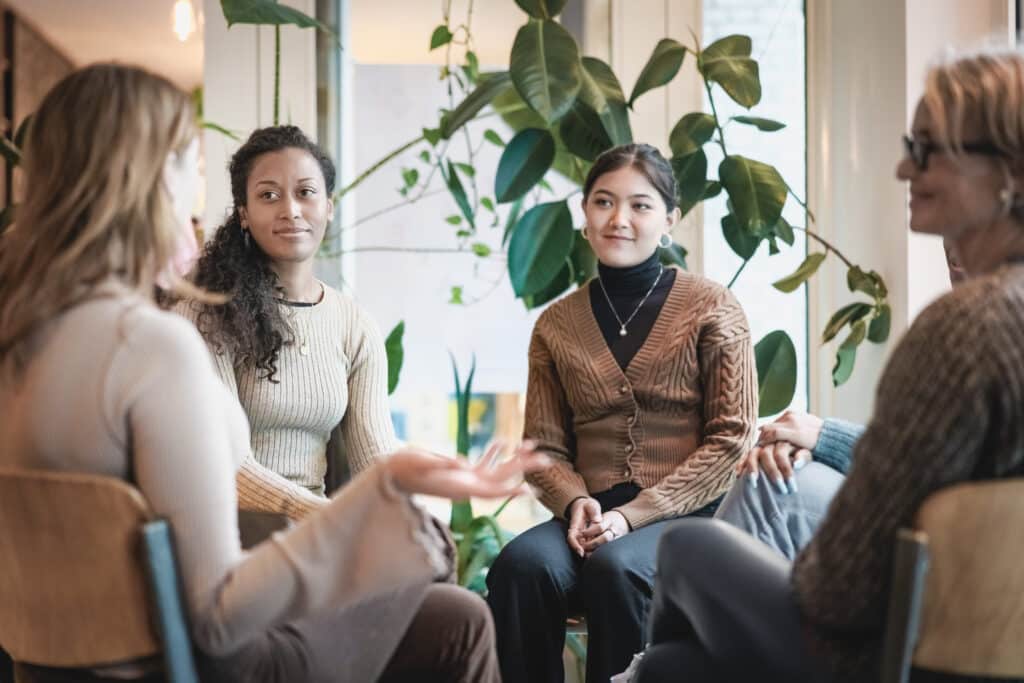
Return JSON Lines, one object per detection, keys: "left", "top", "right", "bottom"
{"left": 0, "top": 63, "right": 198, "bottom": 374}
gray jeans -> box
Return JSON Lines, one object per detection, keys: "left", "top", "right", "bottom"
{"left": 714, "top": 462, "right": 845, "bottom": 559}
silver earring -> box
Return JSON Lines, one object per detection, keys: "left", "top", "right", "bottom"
{"left": 242, "top": 229, "right": 252, "bottom": 249}
{"left": 659, "top": 233, "right": 673, "bottom": 248}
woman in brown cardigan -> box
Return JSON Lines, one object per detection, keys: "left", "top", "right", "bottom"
{"left": 486, "top": 144, "right": 759, "bottom": 683}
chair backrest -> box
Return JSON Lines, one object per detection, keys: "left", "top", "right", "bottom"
{"left": 912, "top": 479, "right": 1024, "bottom": 677}
{"left": 0, "top": 467, "right": 162, "bottom": 667}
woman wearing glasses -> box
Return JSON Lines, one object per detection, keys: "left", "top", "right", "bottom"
{"left": 635, "top": 46, "right": 1024, "bottom": 683}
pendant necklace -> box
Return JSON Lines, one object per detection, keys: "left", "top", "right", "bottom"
{"left": 597, "top": 265, "right": 664, "bottom": 337}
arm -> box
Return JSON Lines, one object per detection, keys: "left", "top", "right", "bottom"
{"left": 174, "top": 299, "right": 326, "bottom": 520}
{"left": 522, "top": 322, "right": 590, "bottom": 519}
{"left": 793, "top": 293, "right": 995, "bottom": 636}
{"left": 118, "top": 312, "right": 445, "bottom": 656}
{"left": 616, "top": 292, "right": 758, "bottom": 529}
{"left": 812, "top": 418, "right": 865, "bottom": 475}
{"left": 337, "top": 306, "right": 400, "bottom": 476}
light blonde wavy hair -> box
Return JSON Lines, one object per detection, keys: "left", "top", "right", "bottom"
{"left": 923, "top": 46, "right": 1024, "bottom": 173}
{"left": 0, "top": 63, "right": 201, "bottom": 375}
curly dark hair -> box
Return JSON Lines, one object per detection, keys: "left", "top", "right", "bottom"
{"left": 190, "top": 125, "right": 336, "bottom": 381}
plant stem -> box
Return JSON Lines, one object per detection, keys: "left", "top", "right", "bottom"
{"left": 727, "top": 258, "right": 749, "bottom": 288}
{"left": 791, "top": 225, "right": 855, "bottom": 269}
{"left": 492, "top": 494, "right": 514, "bottom": 519}
{"left": 335, "top": 246, "right": 504, "bottom": 256}
{"left": 336, "top": 189, "right": 447, "bottom": 234}
{"left": 334, "top": 134, "right": 425, "bottom": 201}
{"left": 273, "top": 25, "right": 281, "bottom": 126}
{"left": 703, "top": 77, "right": 729, "bottom": 158}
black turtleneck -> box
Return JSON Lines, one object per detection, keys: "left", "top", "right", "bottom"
{"left": 589, "top": 251, "right": 677, "bottom": 370}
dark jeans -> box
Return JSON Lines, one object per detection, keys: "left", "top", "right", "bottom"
{"left": 486, "top": 483, "right": 718, "bottom": 683}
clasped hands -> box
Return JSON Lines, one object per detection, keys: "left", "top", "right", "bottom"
{"left": 734, "top": 410, "right": 823, "bottom": 495}
{"left": 566, "top": 497, "right": 630, "bottom": 558}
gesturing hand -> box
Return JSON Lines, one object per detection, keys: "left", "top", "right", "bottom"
{"left": 566, "top": 497, "right": 602, "bottom": 558}
{"left": 386, "top": 440, "right": 549, "bottom": 500}
{"left": 579, "top": 510, "right": 630, "bottom": 556}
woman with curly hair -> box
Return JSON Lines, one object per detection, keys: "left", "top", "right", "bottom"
{"left": 177, "top": 126, "right": 396, "bottom": 522}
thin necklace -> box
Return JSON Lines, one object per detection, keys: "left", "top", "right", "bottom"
{"left": 597, "top": 264, "right": 664, "bottom": 337}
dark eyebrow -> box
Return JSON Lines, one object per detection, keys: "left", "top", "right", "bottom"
{"left": 592, "top": 188, "right": 655, "bottom": 200}
{"left": 254, "top": 179, "right": 281, "bottom": 187}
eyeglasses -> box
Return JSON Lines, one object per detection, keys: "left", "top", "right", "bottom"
{"left": 902, "top": 134, "right": 1005, "bottom": 171}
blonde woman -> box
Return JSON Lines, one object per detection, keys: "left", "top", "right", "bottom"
{"left": 636, "top": 46, "right": 1024, "bottom": 683}
{"left": 0, "top": 63, "right": 546, "bottom": 683}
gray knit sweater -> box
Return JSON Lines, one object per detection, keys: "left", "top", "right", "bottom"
{"left": 793, "top": 262, "right": 1024, "bottom": 681}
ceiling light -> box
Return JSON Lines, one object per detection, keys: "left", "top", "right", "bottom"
{"left": 172, "top": 0, "right": 197, "bottom": 42}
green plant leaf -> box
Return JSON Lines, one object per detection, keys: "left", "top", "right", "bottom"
{"left": 384, "top": 321, "right": 404, "bottom": 395}
{"left": 442, "top": 161, "right": 475, "bottom": 228}
{"left": 463, "top": 51, "right": 480, "bottom": 83}
{"left": 455, "top": 162, "right": 476, "bottom": 177}
{"left": 514, "top": 0, "right": 568, "bottom": 19}
{"left": 446, "top": 215, "right": 463, "bottom": 225}
{"left": 721, "top": 213, "right": 761, "bottom": 260}
{"left": 832, "top": 346, "right": 856, "bottom": 387}
{"left": 559, "top": 100, "right": 613, "bottom": 162}
{"left": 703, "top": 181, "right": 723, "bottom": 200}
{"left": 579, "top": 57, "right": 632, "bottom": 145}
{"left": 508, "top": 200, "right": 575, "bottom": 297}
{"left": 449, "top": 286, "right": 465, "bottom": 304}
{"left": 440, "top": 71, "right": 513, "bottom": 139}
{"left": 201, "top": 120, "right": 241, "bottom": 141}
{"left": 430, "top": 24, "right": 453, "bottom": 49}
{"left": 569, "top": 229, "right": 597, "bottom": 285}
{"left": 754, "top": 330, "right": 797, "bottom": 416}
{"left": 495, "top": 128, "right": 556, "bottom": 203}
{"left": 868, "top": 304, "right": 892, "bottom": 343}
{"left": 423, "top": 127, "right": 442, "bottom": 146}
{"left": 401, "top": 167, "right": 419, "bottom": 188}
{"left": 772, "top": 252, "right": 826, "bottom": 293}
{"left": 0, "top": 136, "right": 20, "bottom": 166}
{"left": 731, "top": 115, "right": 785, "bottom": 131}
{"left": 480, "top": 197, "right": 495, "bottom": 212}
{"left": 510, "top": 19, "right": 581, "bottom": 124}
{"left": 491, "top": 86, "right": 584, "bottom": 184}
{"left": 659, "top": 243, "right": 689, "bottom": 270}
{"left": 669, "top": 112, "right": 716, "bottom": 157}
{"left": 718, "top": 155, "right": 787, "bottom": 235}
{"left": 699, "top": 34, "right": 761, "bottom": 108}
{"left": 847, "top": 265, "right": 887, "bottom": 298}
{"left": 471, "top": 242, "right": 491, "bottom": 257}
{"left": 523, "top": 262, "right": 572, "bottom": 309}
{"left": 484, "top": 129, "right": 505, "bottom": 147}
{"left": 774, "top": 217, "right": 795, "bottom": 246}
{"left": 220, "top": 0, "right": 331, "bottom": 32}
{"left": 672, "top": 150, "right": 709, "bottom": 210}
{"left": 628, "top": 38, "right": 686, "bottom": 107}
{"left": 502, "top": 196, "right": 526, "bottom": 247}
{"left": 833, "top": 320, "right": 867, "bottom": 386}
{"left": 822, "top": 302, "right": 873, "bottom": 343}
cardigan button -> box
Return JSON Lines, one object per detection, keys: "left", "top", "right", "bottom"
{"left": 619, "top": 384, "right": 628, "bottom": 394}
{"left": 624, "top": 444, "right": 634, "bottom": 454}
{"left": 627, "top": 414, "right": 636, "bottom": 425}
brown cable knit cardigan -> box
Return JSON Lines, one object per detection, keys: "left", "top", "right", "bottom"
{"left": 524, "top": 268, "right": 759, "bottom": 529}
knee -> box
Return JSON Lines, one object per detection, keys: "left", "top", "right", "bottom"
{"left": 443, "top": 586, "right": 495, "bottom": 644}
{"left": 656, "top": 519, "right": 732, "bottom": 588}
{"left": 486, "top": 534, "right": 551, "bottom": 591}
{"left": 581, "top": 543, "right": 635, "bottom": 598}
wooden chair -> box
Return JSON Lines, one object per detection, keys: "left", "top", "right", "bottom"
{"left": 0, "top": 468, "right": 200, "bottom": 683}
{"left": 882, "top": 479, "right": 1024, "bottom": 683}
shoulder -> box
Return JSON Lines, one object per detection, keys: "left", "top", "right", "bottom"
{"left": 117, "top": 300, "right": 212, "bottom": 366}
{"left": 676, "top": 269, "right": 741, "bottom": 312}
{"left": 534, "top": 282, "right": 591, "bottom": 336}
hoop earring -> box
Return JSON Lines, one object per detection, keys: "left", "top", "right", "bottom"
{"left": 658, "top": 233, "right": 673, "bottom": 248}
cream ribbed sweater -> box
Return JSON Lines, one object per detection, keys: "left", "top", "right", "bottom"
{"left": 0, "top": 288, "right": 447, "bottom": 679}
{"left": 524, "top": 269, "right": 759, "bottom": 529}
{"left": 177, "top": 284, "right": 399, "bottom": 520}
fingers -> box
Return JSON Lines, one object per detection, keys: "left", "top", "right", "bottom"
{"left": 757, "top": 443, "right": 787, "bottom": 495}
{"left": 772, "top": 442, "right": 798, "bottom": 494}
{"left": 582, "top": 498, "right": 602, "bottom": 525}
{"left": 793, "top": 448, "right": 812, "bottom": 470}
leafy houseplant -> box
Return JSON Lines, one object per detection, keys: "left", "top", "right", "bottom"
{"left": 326, "top": 0, "right": 892, "bottom": 411}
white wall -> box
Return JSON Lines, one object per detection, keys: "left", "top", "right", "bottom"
{"left": 806, "top": 0, "right": 1014, "bottom": 423}
{"left": 201, "top": 0, "right": 318, "bottom": 230}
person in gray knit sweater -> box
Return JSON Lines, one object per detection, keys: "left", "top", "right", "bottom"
{"left": 636, "top": 46, "right": 1024, "bottom": 683}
